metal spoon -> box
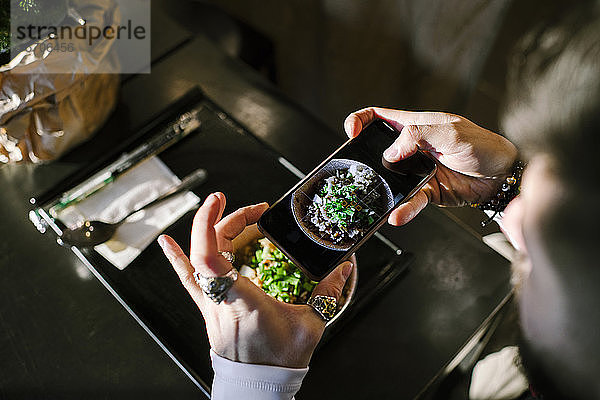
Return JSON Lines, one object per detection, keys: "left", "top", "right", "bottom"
{"left": 58, "top": 168, "right": 207, "bottom": 248}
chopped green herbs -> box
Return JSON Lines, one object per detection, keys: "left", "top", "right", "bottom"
{"left": 239, "top": 238, "right": 317, "bottom": 304}
{"left": 307, "top": 165, "right": 382, "bottom": 244}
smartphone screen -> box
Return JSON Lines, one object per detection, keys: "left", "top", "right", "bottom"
{"left": 258, "top": 119, "right": 436, "bottom": 280}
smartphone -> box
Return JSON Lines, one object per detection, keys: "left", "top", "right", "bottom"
{"left": 258, "top": 118, "right": 437, "bottom": 280}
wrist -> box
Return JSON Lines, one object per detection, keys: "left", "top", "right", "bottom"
{"left": 470, "top": 159, "right": 525, "bottom": 226}
{"left": 485, "top": 135, "right": 519, "bottom": 180}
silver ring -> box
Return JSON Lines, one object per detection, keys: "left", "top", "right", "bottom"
{"left": 219, "top": 251, "right": 235, "bottom": 264}
{"left": 193, "top": 268, "right": 238, "bottom": 304}
{"left": 307, "top": 295, "right": 337, "bottom": 321}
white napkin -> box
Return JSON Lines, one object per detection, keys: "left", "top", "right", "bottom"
{"left": 58, "top": 157, "right": 200, "bottom": 270}
{"left": 469, "top": 346, "right": 529, "bottom": 400}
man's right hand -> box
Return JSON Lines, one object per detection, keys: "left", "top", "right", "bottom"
{"left": 344, "top": 107, "right": 518, "bottom": 226}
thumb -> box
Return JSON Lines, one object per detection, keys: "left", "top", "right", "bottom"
{"left": 310, "top": 261, "right": 354, "bottom": 302}
{"left": 387, "top": 188, "right": 431, "bottom": 226}
{"left": 383, "top": 125, "right": 422, "bottom": 162}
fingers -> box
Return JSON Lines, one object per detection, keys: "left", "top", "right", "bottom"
{"left": 214, "top": 192, "right": 227, "bottom": 224}
{"left": 344, "top": 107, "right": 458, "bottom": 138}
{"left": 344, "top": 107, "right": 409, "bottom": 138}
{"left": 157, "top": 234, "right": 205, "bottom": 303}
{"left": 373, "top": 108, "right": 458, "bottom": 126}
{"left": 383, "top": 125, "right": 421, "bottom": 162}
{"left": 383, "top": 122, "right": 463, "bottom": 163}
{"left": 310, "top": 261, "right": 353, "bottom": 306}
{"left": 387, "top": 188, "right": 431, "bottom": 226}
{"left": 344, "top": 108, "right": 376, "bottom": 138}
{"left": 215, "top": 202, "right": 269, "bottom": 252}
{"left": 190, "top": 194, "right": 231, "bottom": 277}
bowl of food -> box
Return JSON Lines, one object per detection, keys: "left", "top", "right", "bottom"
{"left": 291, "top": 159, "right": 393, "bottom": 250}
{"left": 232, "top": 224, "right": 358, "bottom": 326}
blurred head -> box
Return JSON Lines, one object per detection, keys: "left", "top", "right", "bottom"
{"left": 501, "top": 2, "right": 600, "bottom": 398}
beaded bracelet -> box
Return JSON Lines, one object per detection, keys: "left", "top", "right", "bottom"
{"left": 470, "top": 159, "right": 526, "bottom": 227}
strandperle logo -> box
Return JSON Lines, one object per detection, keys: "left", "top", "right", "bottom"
{"left": 7, "top": 0, "right": 151, "bottom": 74}
{"left": 16, "top": 19, "right": 147, "bottom": 47}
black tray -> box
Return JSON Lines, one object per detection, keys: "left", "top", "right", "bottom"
{"left": 29, "top": 87, "right": 414, "bottom": 397}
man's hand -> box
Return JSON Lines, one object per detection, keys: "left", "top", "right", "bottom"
{"left": 158, "top": 192, "right": 353, "bottom": 368}
{"left": 344, "top": 107, "right": 518, "bottom": 225}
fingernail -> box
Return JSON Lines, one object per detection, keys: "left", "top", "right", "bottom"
{"left": 384, "top": 147, "right": 398, "bottom": 160}
{"left": 203, "top": 193, "right": 218, "bottom": 204}
{"left": 157, "top": 235, "right": 167, "bottom": 248}
{"left": 344, "top": 119, "right": 354, "bottom": 136}
{"left": 342, "top": 262, "right": 353, "bottom": 279}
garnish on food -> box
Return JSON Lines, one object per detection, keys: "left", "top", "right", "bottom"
{"left": 239, "top": 238, "right": 317, "bottom": 304}
{"left": 307, "top": 164, "right": 382, "bottom": 244}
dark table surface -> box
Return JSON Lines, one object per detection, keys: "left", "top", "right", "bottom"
{"left": 0, "top": 5, "right": 511, "bottom": 399}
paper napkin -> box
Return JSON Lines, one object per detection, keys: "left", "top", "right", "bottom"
{"left": 58, "top": 157, "right": 200, "bottom": 270}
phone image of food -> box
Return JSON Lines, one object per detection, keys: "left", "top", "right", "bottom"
{"left": 291, "top": 159, "right": 394, "bottom": 250}
{"left": 258, "top": 119, "right": 436, "bottom": 279}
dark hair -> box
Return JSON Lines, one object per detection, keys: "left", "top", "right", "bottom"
{"left": 503, "top": 2, "right": 600, "bottom": 399}
{"left": 503, "top": 1, "right": 600, "bottom": 183}
{"left": 507, "top": 0, "right": 600, "bottom": 254}
{"left": 503, "top": 0, "right": 600, "bottom": 266}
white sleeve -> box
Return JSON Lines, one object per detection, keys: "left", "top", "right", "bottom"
{"left": 481, "top": 210, "right": 518, "bottom": 262}
{"left": 210, "top": 350, "right": 309, "bottom": 400}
